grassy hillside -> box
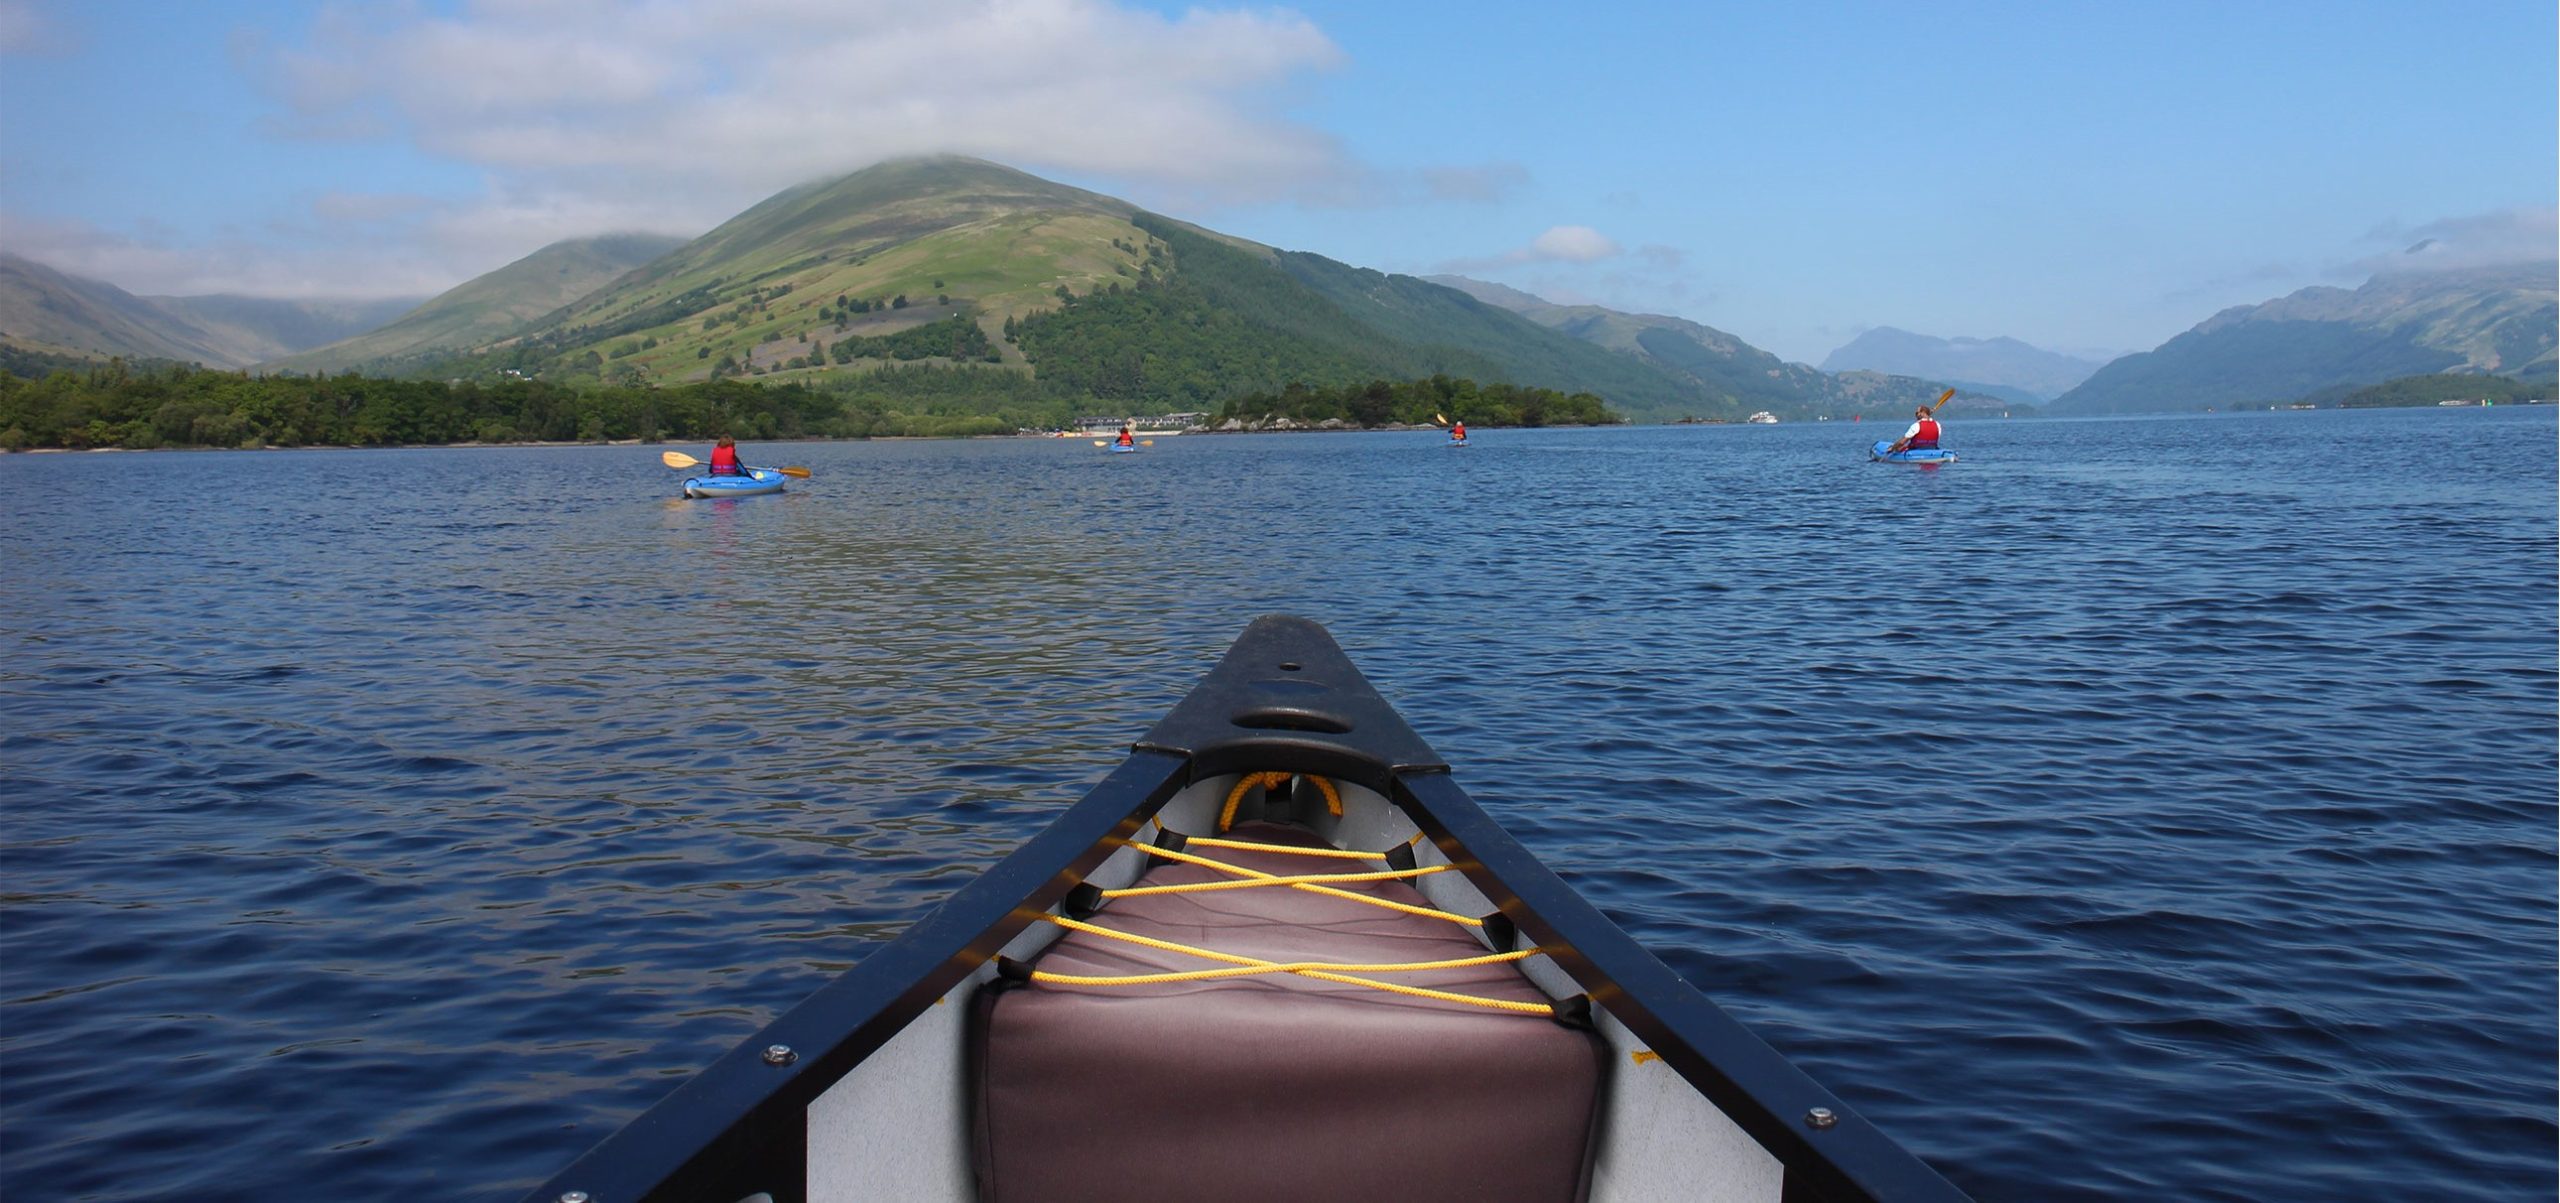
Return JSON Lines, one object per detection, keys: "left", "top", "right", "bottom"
{"left": 390, "top": 158, "right": 1712, "bottom": 421}
{"left": 1277, "top": 255, "right": 1716, "bottom": 420}
{"left": 483, "top": 159, "right": 1157, "bottom": 387}
{"left": 311, "top": 157, "right": 1968, "bottom": 424}
{"left": 267, "top": 234, "right": 684, "bottom": 373}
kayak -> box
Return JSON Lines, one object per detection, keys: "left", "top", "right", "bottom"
{"left": 681, "top": 467, "right": 786, "bottom": 498}
{"left": 521, "top": 616, "right": 1966, "bottom": 1203}
{"left": 1108, "top": 443, "right": 1138, "bottom": 453}
{"left": 1870, "top": 440, "right": 1957, "bottom": 465}
{"left": 1450, "top": 437, "right": 1470, "bottom": 447}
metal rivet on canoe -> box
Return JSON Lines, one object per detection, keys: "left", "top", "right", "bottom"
{"left": 762, "top": 1044, "right": 797, "bottom": 1066}
{"left": 1805, "top": 1107, "right": 1837, "bottom": 1129}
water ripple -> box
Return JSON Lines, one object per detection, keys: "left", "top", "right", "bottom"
{"left": 1, "top": 409, "right": 2552, "bottom": 1201}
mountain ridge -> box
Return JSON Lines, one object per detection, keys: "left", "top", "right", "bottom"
{"left": 2052, "top": 262, "right": 2557, "bottom": 413}
{"left": 1818, "top": 326, "right": 2107, "bottom": 401}
{"left": 0, "top": 252, "right": 426, "bottom": 368}
{"left": 264, "top": 234, "right": 685, "bottom": 373}
{"left": 1425, "top": 274, "right": 1973, "bottom": 417}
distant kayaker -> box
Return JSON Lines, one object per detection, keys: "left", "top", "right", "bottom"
{"left": 1886, "top": 403, "right": 1943, "bottom": 455}
{"left": 707, "top": 436, "right": 748, "bottom": 476}
{"left": 1450, "top": 420, "right": 1467, "bottom": 442}
{"left": 1116, "top": 424, "right": 1135, "bottom": 448}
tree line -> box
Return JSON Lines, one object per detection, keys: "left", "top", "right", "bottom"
{"left": 0, "top": 358, "right": 1620, "bottom": 451}
{"left": 1216, "top": 375, "right": 1620, "bottom": 428}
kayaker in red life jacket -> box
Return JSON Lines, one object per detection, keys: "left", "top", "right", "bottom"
{"left": 1886, "top": 403, "right": 1944, "bottom": 455}
{"left": 1451, "top": 420, "right": 1467, "bottom": 442}
{"left": 1116, "top": 424, "right": 1134, "bottom": 447}
{"left": 707, "top": 436, "right": 748, "bottom": 476}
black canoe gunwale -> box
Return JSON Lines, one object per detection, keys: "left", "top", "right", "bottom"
{"left": 523, "top": 616, "right": 1967, "bottom": 1203}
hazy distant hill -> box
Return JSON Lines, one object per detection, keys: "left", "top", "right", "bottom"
{"left": 2051, "top": 263, "right": 2558, "bottom": 414}
{"left": 267, "top": 234, "right": 685, "bottom": 373}
{"left": 0, "top": 253, "right": 239, "bottom": 365}
{"left": 0, "top": 252, "right": 424, "bottom": 369}
{"left": 1819, "top": 326, "right": 2106, "bottom": 403}
{"left": 152, "top": 295, "right": 420, "bottom": 365}
{"left": 1425, "top": 275, "right": 1967, "bottom": 417}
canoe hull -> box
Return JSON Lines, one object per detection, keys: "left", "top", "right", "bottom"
{"left": 523, "top": 617, "right": 1967, "bottom": 1203}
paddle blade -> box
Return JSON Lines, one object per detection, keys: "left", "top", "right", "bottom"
{"left": 1092, "top": 440, "right": 1106, "bottom": 447}
{"left": 660, "top": 450, "right": 700, "bottom": 469}
{"left": 1434, "top": 412, "right": 1448, "bottom": 426}
{"left": 1140, "top": 439, "right": 1154, "bottom": 446}
{"left": 1928, "top": 388, "right": 1954, "bottom": 413}
{"left": 774, "top": 465, "right": 812, "bottom": 478}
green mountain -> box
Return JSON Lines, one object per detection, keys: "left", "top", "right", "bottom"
{"left": 2051, "top": 263, "right": 2558, "bottom": 414}
{"left": 388, "top": 157, "right": 1725, "bottom": 420}
{"left": 1818, "top": 326, "right": 2107, "bottom": 402}
{"left": 0, "top": 252, "right": 424, "bottom": 369}
{"left": 266, "top": 234, "right": 685, "bottom": 373}
{"left": 1425, "top": 275, "right": 1973, "bottom": 418}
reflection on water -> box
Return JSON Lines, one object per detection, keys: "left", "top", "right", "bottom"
{"left": 2, "top": 408, "right": 2554, "bottom": 1201}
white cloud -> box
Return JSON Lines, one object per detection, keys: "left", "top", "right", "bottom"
{"left": 271, "top": 0, "right": 1355, "bottom": 211}
{"left": 1437, "top": 224, "right": 1627, "bottom": 273}
{"left": 2350, "top": 206, "right": 2558, "bottom": 275}
{"left": 1528, "top": 225, "right": 1619, "bottom": 262}
{"left": 0, "top": 0, "right": 74, "bottom": 56}
{"left": 14, "top": 0, "right": 1396, "bottom": 298}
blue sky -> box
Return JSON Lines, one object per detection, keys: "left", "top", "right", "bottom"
{"left": 3, "top": 0, "right": 2551, "bottom": 363}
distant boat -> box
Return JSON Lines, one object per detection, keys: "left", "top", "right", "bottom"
{"left": 1746, "top": 411, "right": 1778, "bottom": 424}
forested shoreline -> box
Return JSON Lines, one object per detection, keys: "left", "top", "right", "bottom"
{"left": 0, "top": 360, "right": 1617, "bottom": 451}
{"left": 1215, "top": 374, "right": 1618, "bottom": 428}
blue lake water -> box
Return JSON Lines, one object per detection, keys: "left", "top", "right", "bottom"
{"left": 2, "top": 407, "right": 2553, "bottom": 1201}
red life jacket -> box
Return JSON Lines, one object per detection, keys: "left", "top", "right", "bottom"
{"left": 1452, "top": 424, "right": 1466, "bottom": 439}
{"left": 1910, "top": 418, "right": 1940, "bottom": 449}
{"left": 709, "top": 445, "right": 743, "bottom": 474}
{"left": 1117, "top": 431, "right": 1133, "bottom": 446}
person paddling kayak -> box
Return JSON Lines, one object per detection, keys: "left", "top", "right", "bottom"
{"left": 1116, "top": 423, "right": 1135, "bottom": 448}
{"left": 707, "top": 436, "right": 750, "bottom": 476}
{"left": 1886, "top": 401, "right": 1945, "bottom": 456}
{"left": 1450, "top": 420, "right": 1467, "bottom": 443}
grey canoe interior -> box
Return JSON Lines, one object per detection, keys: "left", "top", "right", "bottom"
{"left": 525, "top": 616, "right": 1966, "bottom": 1203}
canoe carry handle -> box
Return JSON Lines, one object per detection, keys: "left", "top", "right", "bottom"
{"left": 1228, "top": 706, "right": 1352, "bottom": 735}
{"left": 1134, "top": 616, "right": 1449, "bottom": 790}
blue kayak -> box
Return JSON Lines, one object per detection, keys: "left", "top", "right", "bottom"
{"left": 682, "top": 467, "right": 786, "bottom": 498}
{"left": 1107, "top": 443, "right": 1138, "bottom": 453}
{"left": 1870, "top": 440, "right": 1957, "bottom": 465}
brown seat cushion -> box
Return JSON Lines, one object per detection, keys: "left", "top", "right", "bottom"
{"left": 972, "top": 822, "right": 1604, "bottom": 1203}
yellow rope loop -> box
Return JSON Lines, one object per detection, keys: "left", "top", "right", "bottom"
{"left": 1101, "top": 864, "right": 1446, "bottom": 900}
{"left": 1215, "top": 772, "right": 1339, "bottom": 831}
{"left": 1217, "top": 772, "right": 1293, "bottom": 832}
{"left": 1038, "top": 914, "right": 1552, "bottom": 1016}
{"left": 1136, "top": 839, "right": 1480, "bottom": 926}
{"left": 1307, "top": 775, "right": 1342, "bottom": 817}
